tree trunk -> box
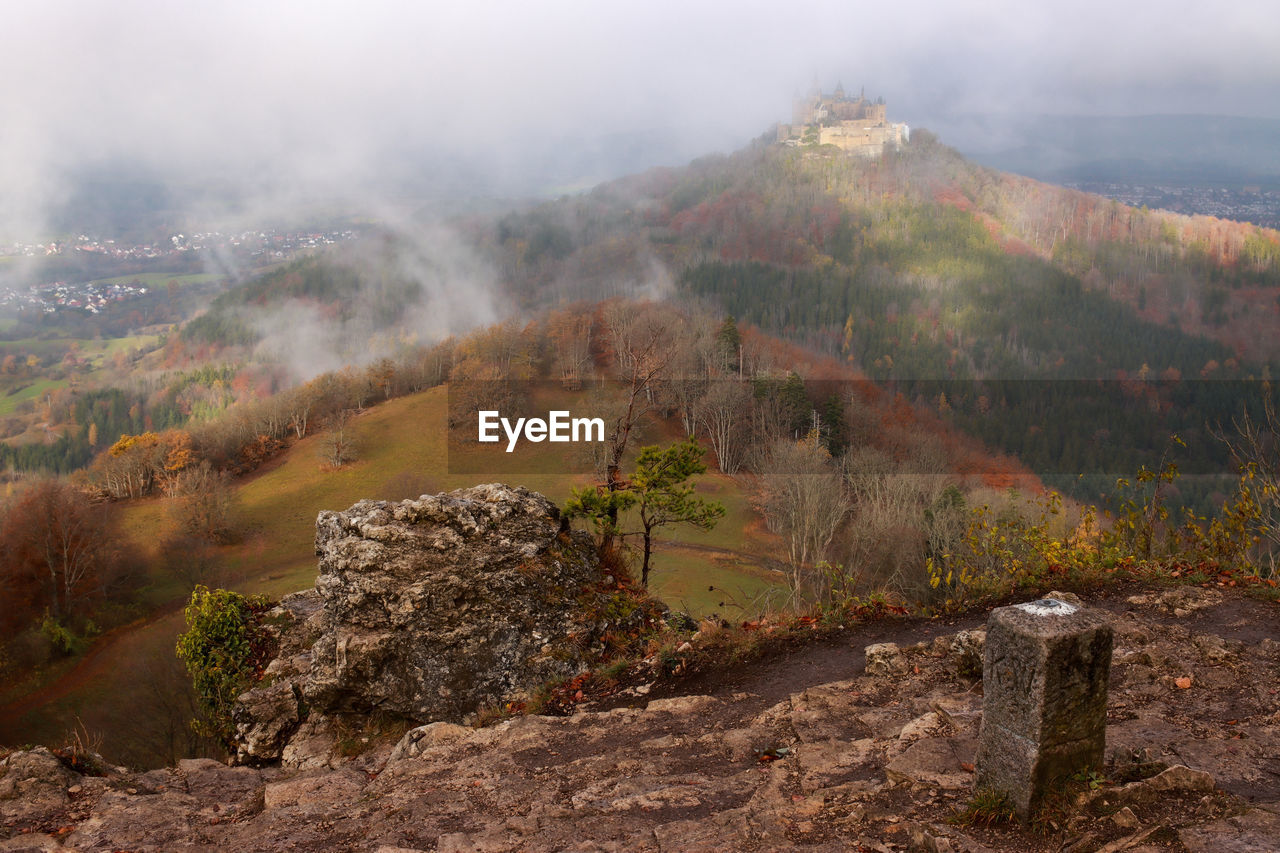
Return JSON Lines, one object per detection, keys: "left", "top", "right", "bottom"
{"left": 641, "top": 527, "right": 653, "bottom": 588}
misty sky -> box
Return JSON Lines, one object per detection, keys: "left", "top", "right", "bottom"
{"left": 4, "top": 0, "right": 1279, "bottom": 237}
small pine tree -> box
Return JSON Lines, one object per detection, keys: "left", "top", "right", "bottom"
{"left": 566, "top": 440, "right": 725, "bottom": 587}
{"left": 779, "top": 372, "right": 810, "bottom": 437}
{"left": 629, "top": 440, "right": 726, "bottom": 587}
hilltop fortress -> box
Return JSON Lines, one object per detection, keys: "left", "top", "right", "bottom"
{"left": 777, "top": 82, "right": 909, "bottom": 156}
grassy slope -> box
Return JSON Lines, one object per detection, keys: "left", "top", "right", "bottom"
{"left": 0, "top": 334, "right": 162, "bottom": 417}
{"left": 0, "top": 378, "right": 66, "bottom": 416}
{"left": 203, "top": 384, "right": 782, "bottom": 606}
{"left": 4, "top": 385, "right": 780, "bottom": 765}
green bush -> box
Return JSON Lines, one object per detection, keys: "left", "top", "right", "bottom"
{"left": 40, "top": 613, "right": 82, "bottom": 656}
{"left": 175, "top": 585, "right": 275, "bottom": 748}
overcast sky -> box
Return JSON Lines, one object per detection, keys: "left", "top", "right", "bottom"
{"left": 4, "top": 0, "right": 1279, "bottom": 237}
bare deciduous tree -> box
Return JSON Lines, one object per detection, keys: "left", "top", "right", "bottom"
{"left": 840, "top": 444, "right": 962, "bottom": 595}
{"left": 1, "top": 480, "right": 130, "bottom": 622}
{"left": 696, "top": 381, "right": 752, "bottom": 475}
{"left": 547, "top": 307, "right": 595, "bottom": 390}
{"left": 583, "top": 303, "right": 683, "bottom": 552}
{"left": 171, "top": 461, "right": 237, "bottom": 543}
{"left": 320, "top": 409, "right": 357, "bottom": 468}
{"left": 756, "top": 437, "right": 850, "bottom": 599}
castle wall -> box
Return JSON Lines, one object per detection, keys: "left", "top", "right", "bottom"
{"left": 817, "top": 122, "right": 908, "bottom": 156}
{"left": 783, "top": 87, "right": 905, "bottom": 157}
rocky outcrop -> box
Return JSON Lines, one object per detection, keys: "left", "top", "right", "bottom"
{"left": 3, "top": 586, "right": 1276, "bottom": 852}
{"left": 231, "top": 483, "right": 659, "bottom": 765}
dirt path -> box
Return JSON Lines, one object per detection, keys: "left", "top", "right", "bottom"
{"left": 654, "top": 538, "right": 786, "bottom": 574}
{"left": 618, "top": 582, "right": 1280, "bottom": 717}
{"left": 0, "top": 604, "right": 182, "bottom": 731}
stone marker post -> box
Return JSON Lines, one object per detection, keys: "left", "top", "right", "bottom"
{"left": 975, "top": 598, "right": 1113, "bottom": 819}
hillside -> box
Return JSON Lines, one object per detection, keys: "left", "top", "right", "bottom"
{"left": 486, "top": 136, "right": 1278, "bottom": 361}
{"left": 165, "top": 138, "right": 1280, "bottom": 502}
{"left": 477, "top": 137, "right": 1280, "bottom": 498}
{"left": 2, "top": 275, "right": 1058, "bottom": 769}
{"left": 0, "top": 383, "right": 784, "bottom": 767}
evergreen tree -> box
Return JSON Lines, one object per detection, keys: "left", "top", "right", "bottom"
{"left": 565, "top": 439, "right": 724, "bottom": 587}
{"left": 716, "top": 315, "right": 741, "bottom": 372}
{"left": 628, "top": 440, "right": 726, "bottom": 587}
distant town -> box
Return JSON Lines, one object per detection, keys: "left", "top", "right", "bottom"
{"left": 1, "top": 227, "right": 358, "bottom": 261}
{"left": 1062, "top": 182, "right": 1280, "bottom": 229}
{"left": 0, "top": 228, "right": 359, "bottom": 315}
{"left": 0, "top": 280, "right": 150, "bottom": 315}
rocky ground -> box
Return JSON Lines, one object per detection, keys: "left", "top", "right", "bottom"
{"left": 1, "top": 584, "right": 1277, "bottom": 852}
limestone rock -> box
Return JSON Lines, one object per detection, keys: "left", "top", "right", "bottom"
{"left": 865, "top": 642, "right": 907, "bottom": 675}
{"left": 232, "top": 679, "right": 303, "bottom": 765}
{"left": 976, "top": 598, "right": 1113, "bottom": 818}
{"left": 948, "top": 629, "right": 986, "bottom": 677}
{"left": 1191, "top": 633, "right": 1238, "bottom": 663}
{"left": 885, "top": 736, "right": 975, "bottom": 788}
{"left": 388, "top": 721, "right": 473, "bottom": 762}
{"left": 906, "top": 821, "right": 996, "bottom": 853}
{"left": 0, "top": 748, "right": 75, "bottom": 804}
{"left": 1119, "top": 763, "right": 1215, "bottom": 803}
{"left": 1126, "top": 586, "right": 1222, "bottom": 617}
{"left": 1179, "top": 807, "right": 1280, "bottom": 853}
{"left": 262, "top": 768, "right": 366, "bottom": 812}
{"left": 305, "top": 484, "right": 600, "bottom": 718}
{"left": 6, "top": 582, "right": 1276, "bottom": 851}
{"left": 231, "top": 484, "right": 655, "bottom": 764}
{"left": 0, "top": 833, "right": 66, "bottom": 851}
{"left": 278, "top": 715, "right": 343, "bottom": 769}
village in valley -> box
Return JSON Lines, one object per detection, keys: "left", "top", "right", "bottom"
{"left": 0, "top": 227, "right": 359, "bottom": 316}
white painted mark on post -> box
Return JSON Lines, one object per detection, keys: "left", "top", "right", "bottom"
{"left": 1014, "top": 598, "right": 1079, "bottom": 616}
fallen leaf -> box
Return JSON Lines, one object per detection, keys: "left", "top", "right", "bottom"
{"left": 756, "top": 746, "right": 792, "bottom": 762}
{"left": 1175, "top": 676, "right": 1193, "bottom": 689}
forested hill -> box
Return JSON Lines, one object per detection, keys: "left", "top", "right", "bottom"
{"left": 481, "top": 133, "right": 1280, "bottom": 494}
{"left": 489, "top": 133, "right": 1280, "bottom": 370}
{"left": 175, "top": 135, "right": 1280, "bottom": 494}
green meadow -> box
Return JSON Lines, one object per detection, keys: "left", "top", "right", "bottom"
{"left": 4, "top": 385, "right": 782, "bottom": 766}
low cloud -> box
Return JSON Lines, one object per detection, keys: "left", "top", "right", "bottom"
{"left": 2, "top": 0, "right": 1278, "bottom": 243}
{"left": 243, "top": 224, "right": 500, "bottom": 383}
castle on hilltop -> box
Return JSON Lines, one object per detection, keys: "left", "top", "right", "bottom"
{"left": 776, "top": 82, "right": 909, "bottom": 157}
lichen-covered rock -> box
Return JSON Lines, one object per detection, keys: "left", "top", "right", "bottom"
{"left": 232, "top": 679, "right": 303, "bottom": 764}
{"left": 231, "top": 484, "right": 659, "bottom": 765}
{"left": 388, "top": 722, "right": 473, "bottom": 762}
{"left": 0, "top": 748, "right": 75, "bottom": 803}
{"left": 948, "top": 629, "right": 986, "bottom": 677}
{"left": 864, "top": 642, "right": 906, "bottom": 675}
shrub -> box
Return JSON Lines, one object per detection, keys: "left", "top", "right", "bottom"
{"left": 40, "top": 613, "right": 82, "bottom": 656}
{"left": 175, "top": 585, "right": 275, "bottom": 748}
